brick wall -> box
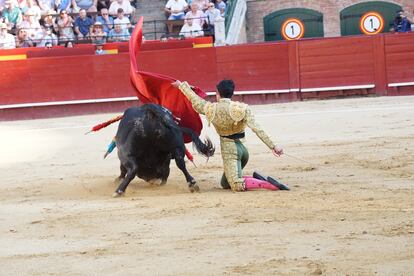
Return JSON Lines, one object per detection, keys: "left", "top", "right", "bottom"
{"left": 246, "top": 0, "right": 414, "bottom": 42}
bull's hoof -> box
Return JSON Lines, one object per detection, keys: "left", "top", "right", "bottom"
{"left": 112, "top": 191, "right": 124, "bottom": 198}
{"left": 188, "top": 184, "right": 200, "bottom": 193}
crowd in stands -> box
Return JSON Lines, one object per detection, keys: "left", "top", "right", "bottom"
{"left": 0, "top": 0, "right": 227, "bottom": 50}
{"left": 0, "top": 0, "right": 138, "bottom": 49}
{"left": 165, "top": 0, "right": 227, "bottom": 38}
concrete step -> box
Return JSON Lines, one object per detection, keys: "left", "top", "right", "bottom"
{"left": 134, "top": 0, "right": 168, "bottom": 39}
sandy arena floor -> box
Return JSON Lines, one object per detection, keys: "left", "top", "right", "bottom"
{"left": 0, "top": 96, "right": 413, "bottom": 275}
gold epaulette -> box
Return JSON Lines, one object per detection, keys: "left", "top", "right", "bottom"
{"left": 229, "top": 101, "right": 248, "bottom": 124}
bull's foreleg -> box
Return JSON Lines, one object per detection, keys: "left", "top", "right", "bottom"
{"left": 113, "top": 162, "right": 138, "bottom": 197}
{"left": 114, "top": 164, "right": 127, "bottom": 183}
{"left": 174, "top": 148, "right": 199, "bottom": 193}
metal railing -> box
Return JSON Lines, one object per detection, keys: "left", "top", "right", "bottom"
{"left": 142, "top": 16, "right": 213, "bottom": 40}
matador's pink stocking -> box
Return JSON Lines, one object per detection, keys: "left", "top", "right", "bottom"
{"left": 243, "top": 176, "right": 279, "bottom": 191}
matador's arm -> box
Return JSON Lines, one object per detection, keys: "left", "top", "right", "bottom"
{"left": 245, "top": 107, "right": 275, "bottom": 149}
{"left": 177, "top": 81, "right": 208, "bottom": 115}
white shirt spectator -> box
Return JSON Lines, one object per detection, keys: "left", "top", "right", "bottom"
{"left": 109, "top": 0, "right": 134, "bottom": 16}
{"left": 204, "top": 5, "right": 221, "bottom": 25}
{"left": 37, "top": 0, "right": 54, "bottom": 13}
{"left": 27, "top": 5, "right": 42, "bottom": 21}
{"left": 19, "top": 15, "right": 43, "bottom": 41}
{"left": 179, "top": 20, "right": 203, "bottom": 38}
{"left": 191, "top": 0, "right": 207, "bottom": 11}
{"left": 215, "top": 0, "right": 226, "bottom": 15}
{"left": 165, "top": 0, "right": 187, "bottom": 16}
{"left": 0, "top": 24, "right": 16, "bottom": 49}
{"left": 37, "top": 32, "right": 58, "bottom": 46}
{"left": 185, "top": 9, "right": 205, "bottom": 27}
{"left": 114, "top": 16, "right": 130, "bottom": 30}
{"left": 0, "top": 0, "right": 6, "bottom": 11}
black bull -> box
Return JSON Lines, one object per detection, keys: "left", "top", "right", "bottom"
{"left": 113, "top": 104, "right": 215, "bottom": 197}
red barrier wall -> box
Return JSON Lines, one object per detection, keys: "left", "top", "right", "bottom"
{"left": 299, "top": 36, "right": 375, "bottom": 89}
{"left": 216, "top": 43, "right": 290, "bottom": 91}
{"left": 385, "top": 33, "right": 414, "bottom": 84}
{"left": 1, "top": 33, "right": 414, "bottom": 120}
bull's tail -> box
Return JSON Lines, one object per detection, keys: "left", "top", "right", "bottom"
{"left": 180, "top": 127, "right": 215, "bottom": 158}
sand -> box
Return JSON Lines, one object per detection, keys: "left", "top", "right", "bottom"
{"left": 0, "top": 96, "right": 413, "bottom": 275}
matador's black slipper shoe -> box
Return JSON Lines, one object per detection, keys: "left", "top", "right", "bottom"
{"left": 253, "top": 171, "right": 290, "bottom": 191}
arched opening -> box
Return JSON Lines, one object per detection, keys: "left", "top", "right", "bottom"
{"left": 340, "top": 1, "right": 401, "bottom": 36}
{"left": 263, "top": 8, "right": 324, "bottom": 41}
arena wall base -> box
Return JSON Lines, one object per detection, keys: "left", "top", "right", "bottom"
{"left": 387, "top": 86, "right": 414, "bottom": 96}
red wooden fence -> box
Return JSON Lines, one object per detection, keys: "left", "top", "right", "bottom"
{"left": 1, "top": 33, "right": 413, "bottom": 120}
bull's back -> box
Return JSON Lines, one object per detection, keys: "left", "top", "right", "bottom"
{"left": 116, "top": 105, "right": 179, "bottom": 152}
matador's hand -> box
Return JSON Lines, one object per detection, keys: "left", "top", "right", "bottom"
{"left": 272, "top": 146, "right": 284, "bottom": 157}
{"left": 171, "top": 80, "right": 182, "bottom": 88}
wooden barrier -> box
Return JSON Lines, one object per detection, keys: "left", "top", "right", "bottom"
{"left": 1, "top": 33, "right": 414, "bottom": 120}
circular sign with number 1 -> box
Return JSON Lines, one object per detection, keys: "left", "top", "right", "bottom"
{"left": 281, "top": 18, "right": 305, "bottom": 40}
{"left": 360, "top": 12, "right": 384, "bottom": 35}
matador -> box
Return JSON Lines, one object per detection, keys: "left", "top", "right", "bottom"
{"left": 173, "top": 79, "right": 289, "bottom": 191}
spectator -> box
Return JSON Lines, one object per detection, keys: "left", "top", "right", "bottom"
{"left": 25, "top": 0, "right": 41, "bottom": 21}
{"left": 2, "top": 0, "right": 23, "bottom": 30}
{"left": 0, "top": 0, "right": 5, "bottom": 12}
{"left": 185, "top": 2, "right": 205, "bottom": 28}
{"left": 0, "top": 22, "right": 16, "bottom": 48}
{"left": 38, "top": 0, "right": 55, "bottom": 15}
{"left": 64, "top": 39, "right": 73, "bottom": 46}
{"left": 179, "top": 17, "right": 203, "bottom": 38}
{"left": 95, "top": 42, "right": 103, "bottom": 54}
{"left": 17, "top": 0, "right": 28, "bottom": 13}
{"left": 43, "top": 9, "right": 58, "bottom": 33}
{"left": 96, "top": 0, "right": 109, "bottom": 11}
{"left": 90, "top": 21, "right": 106, "bottom": 44}
{"left": 191, "top": 0, "right": 207, "bottom": 11}
{"left": 15, "top": 27, "right": 34, "bottom": 47}
{"left": 96, "top": 7, "right": 113, "bottom": 33}
{"left": 72, "top": 0, "right": 97, "bottom": 12}
{"left": 55, "top": 0, "right": 71, "bottom": 13}
{"left": 204, "top": 1, "right": 220, "bottom": 28}
{"left": 74, "top": 8, "right": 94, "bottom": 39}
{"left": 57, "top": 9, "right": 75, "bottom": 41}
{"left": 18, "top": 11, "right": 43, "bottom": 41}
{"left": 37, "top": 26, "right": 58, "bottom": 46}
{"left": 164, "top": 0, "right": 188, "bottom": 20}
{"left": 392, "top": 10, "right": 412, "bottom": 33}
{"left": 107, "top": 22, "right": 128, "bottom": 41}
{"left": 113, "top": 7, "right": 129, "bottom": 30}
{"left": 215, "top": 0, "right": 225, "bottom": 16}
{"left": 44, "top": 41, "right": 52, "bottom": 48}
{"left": 108, "top": 0, "right": 133, "bottom": 17}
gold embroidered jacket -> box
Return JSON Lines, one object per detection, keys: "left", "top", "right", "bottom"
{"left": 178, "top": 81, "right": 275, "bottom": 149}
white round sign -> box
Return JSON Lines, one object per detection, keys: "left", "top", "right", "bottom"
{"left": 281, "top": 18, "right": 305, "bottom": 40}
{"left": 359, "top": 12, "right": 384, "bottom": 35}
{"left": 284, "top": 22, "right": 302, "bottom": 39}
{"left": 362, "top": 15, "right": 381, "bottom": 33}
